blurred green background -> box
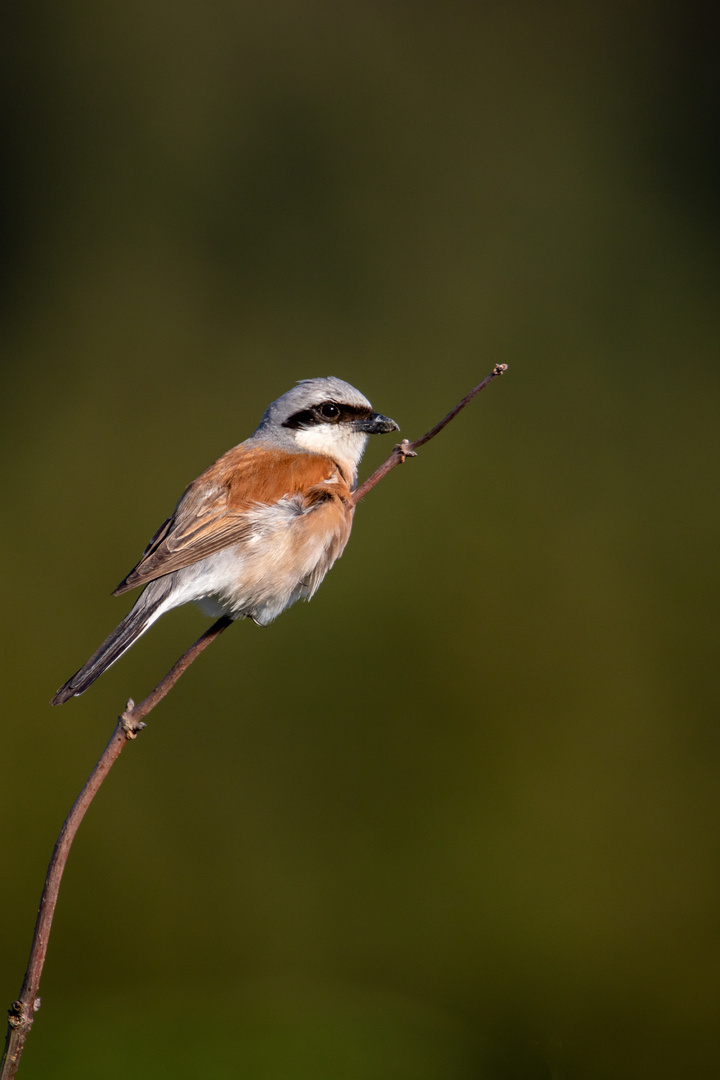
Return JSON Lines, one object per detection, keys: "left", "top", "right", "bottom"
{"left": 2, "top": 2, "right": 720, "bottom": 1077}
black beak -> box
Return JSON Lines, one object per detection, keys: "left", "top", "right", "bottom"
{"left": 355, "top": 411, "right": 399, "bottom": 435}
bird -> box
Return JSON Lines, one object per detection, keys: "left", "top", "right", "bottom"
{"left": 51, "top": 377, "right": 398, "bottom": 706}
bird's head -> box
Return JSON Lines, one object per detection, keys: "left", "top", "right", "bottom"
{"left": 254, "top": 377, "right": 399, "bottom": 482}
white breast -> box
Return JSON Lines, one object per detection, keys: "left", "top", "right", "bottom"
{"left": 153, "top": 493, "right": 353, "bottom": 626}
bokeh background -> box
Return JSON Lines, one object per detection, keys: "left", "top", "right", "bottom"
{"left": 2, "top": 2, "right": 720, "bottom": 1077}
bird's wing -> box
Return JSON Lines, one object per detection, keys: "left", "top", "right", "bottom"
{"left": 113, "top": 444, "right": 347, "bottom": 594}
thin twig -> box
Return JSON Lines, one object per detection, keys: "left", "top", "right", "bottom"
{"left": 0, "top": 617, "right": 232, "bottom": 1080}
{"left": 122, "top": 615, "right": 232, "bottom": 727}
{"left": 2, "top": 365, "right": 506, "bottom": 1079}
{"left": 353, "top": 363, "right": 506, "bottom": 503}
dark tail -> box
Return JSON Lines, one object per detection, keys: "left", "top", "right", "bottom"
{"left": 51, "top": 582, "right": 171, "bottom": 706}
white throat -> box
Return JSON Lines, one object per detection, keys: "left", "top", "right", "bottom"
{"left": 292, "top": 425, "right": 369, "bottom": 483}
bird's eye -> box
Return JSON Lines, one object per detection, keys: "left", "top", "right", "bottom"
{"left": 318, "top": 403, "right": 341, "bottom": 421}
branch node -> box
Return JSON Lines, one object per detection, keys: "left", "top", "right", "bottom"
{"left": 397, "top": 439, "right": 418, "bottom": 461}
{"left": 120, "top": 710, "right": 145, "bottom": 738}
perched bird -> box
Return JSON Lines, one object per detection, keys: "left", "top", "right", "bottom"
{"left": 51, "top": 377, "right": 398, "bottom": 705}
